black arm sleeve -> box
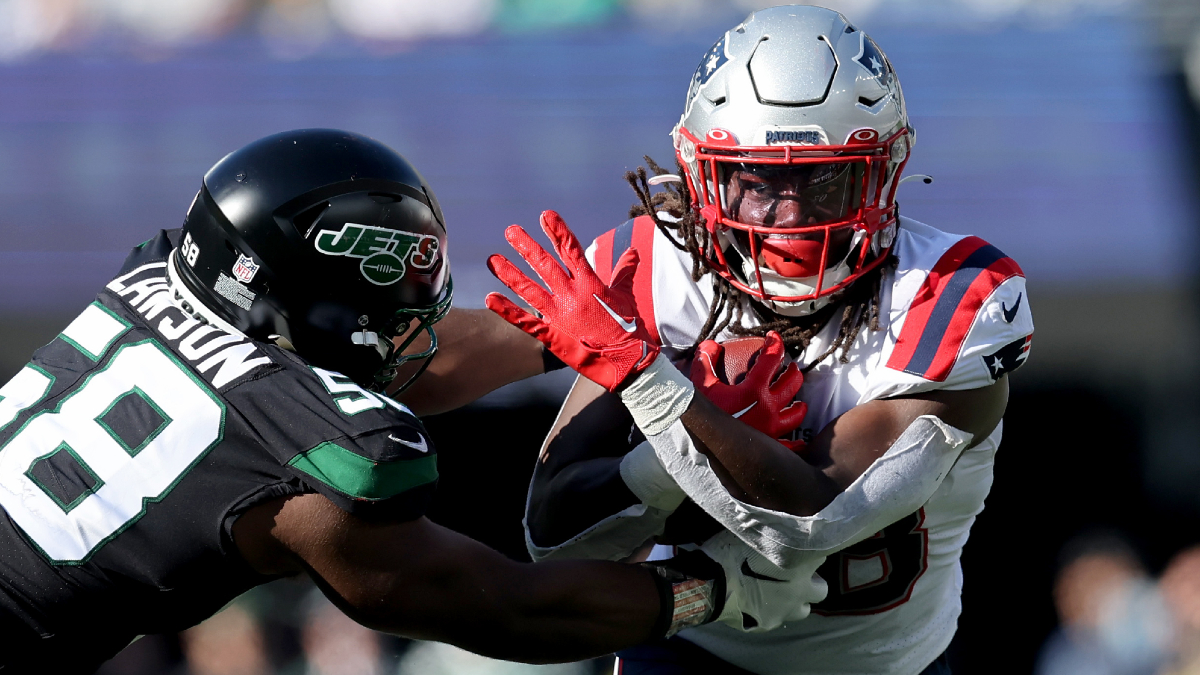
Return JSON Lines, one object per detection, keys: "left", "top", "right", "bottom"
{"left": 526, "top": 391, "right": 642, "bottom": 548}
{"left": 527, "top": 389, "right": 722, "bottom": 551}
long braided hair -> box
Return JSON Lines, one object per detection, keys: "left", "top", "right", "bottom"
{"left": 625, "top": 156, "right": 896, "bottom": 372}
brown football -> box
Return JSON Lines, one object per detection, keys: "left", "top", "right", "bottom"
{"left": 689, "top": 335, "right": 778, "bottom": 385}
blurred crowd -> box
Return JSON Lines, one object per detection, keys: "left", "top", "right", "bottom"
{"left": 97, "top": 579, "right": 606, "bottom": 675}
{"left": 0, "top": 0, "right": 1143, "bottom": 62}
{"left": 1038, "top": 533, "right": 1200, "bottom": 675}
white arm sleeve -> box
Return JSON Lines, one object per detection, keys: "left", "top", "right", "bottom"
{"left": 647, "top": 414, "right": 972, "bottom": 569}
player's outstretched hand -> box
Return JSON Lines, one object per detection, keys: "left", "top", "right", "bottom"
{"left": 486, "top": 210, "right": 660, "bottom": 393}
{"left": 701, "top": 531, "right": 828, "bottom": 633}
{"left": 691, "top": 331, "right": 808, "bottom": 451}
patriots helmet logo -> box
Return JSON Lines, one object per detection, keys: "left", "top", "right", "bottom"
{"left": 855, "top": 34, "right": 893, "bottom": 86}
{"left": 685, "top": 34, "right": 729, "bottom": 109}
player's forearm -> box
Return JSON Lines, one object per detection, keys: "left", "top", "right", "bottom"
{"left": 353, "top": 551, "right": 661, "bottom": 662}
{"left": 301, "top": 512, "right": 661, "bottom": 663}
{"left": 527, "top": 377, "right": 647, "bottom": 551}
{"left": 441, "top": 558, "right": 663, "bottom": 663}
{"left": 679, "top": 394, "right": 842, "bottom": 516}
{"left": 392, "top": 307, "right": 544, "bottom": 415}
{"left": 615, "top": 354, "right": 839, "bottom": 517}
{"left": 527, "top": 455, "right": 631, "bottom": 548}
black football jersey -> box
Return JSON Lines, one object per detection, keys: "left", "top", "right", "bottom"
{"left": 0, "top": 231, "right": 437, "bottom": 673}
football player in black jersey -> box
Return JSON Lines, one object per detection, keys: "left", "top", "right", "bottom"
{"left": 0, "top": 129, "right": 730, "bottom": 673}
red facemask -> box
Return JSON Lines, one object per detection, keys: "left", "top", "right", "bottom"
{"left": 678, "top": 125, "right": 909, "bottom": 304}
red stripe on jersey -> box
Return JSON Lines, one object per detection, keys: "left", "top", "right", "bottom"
{"left": 886, "top": 237, "right": 987, "bottom": 370}
{"left": 886, "top": 236, "right": 1025, "bottom": 381}
{"left": 630, "top": 216, "right": 660, "bottom": 345}
{"left": 588, "top": 218, "right": 660, "bottom": 345}
{"left": 592, "top": 229, "right": 616, "bottom": 284}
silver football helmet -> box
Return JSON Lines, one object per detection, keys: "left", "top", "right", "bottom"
{"left": 672, "top": 5, "right": 913, "bottom": 316}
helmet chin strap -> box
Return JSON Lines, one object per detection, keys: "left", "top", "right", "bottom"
{"left": 352, "top": 327, "right": 392, "bottom": 359}
{"left": 166, "top": 250, "right": 246, "bottom": 337}
{"left": 753, "top": 267, "right": 846, "bottom": 317}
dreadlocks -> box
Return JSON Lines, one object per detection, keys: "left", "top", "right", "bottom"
{"left": 624, "top": 156, "right": 896, "bottom": 373}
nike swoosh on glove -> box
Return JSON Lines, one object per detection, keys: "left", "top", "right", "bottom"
{"left": 486, "top": 210, "right": 659, "bottom": 393}
{"left": 691, "top": 331, "right": 809, "bottom": 453}
{"left": 701, "top": 531, "right": 828, "bottom": 633}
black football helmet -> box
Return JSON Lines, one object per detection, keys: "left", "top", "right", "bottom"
{"left": 174, "top": 128, "right": 452, "bottom": 392}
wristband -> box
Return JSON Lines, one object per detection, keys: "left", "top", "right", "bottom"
{"left": 639, "top": 549, "right": 725, "bottom": 638}
{"left": 540, "top": 344, "right": 568, "bottom": 373}
{"left": 618, "top": 353, "right": 695, "bottom": 437}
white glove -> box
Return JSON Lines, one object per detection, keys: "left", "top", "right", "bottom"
{"left": 701, "top": 531, "right": 828, "bottom": 632}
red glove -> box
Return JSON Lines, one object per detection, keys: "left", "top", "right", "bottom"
{"left": 691, "top": 331, "right": 809, "bottom": 453}
{"left": 486, "top": 210, "right": 660, "bottom": 393}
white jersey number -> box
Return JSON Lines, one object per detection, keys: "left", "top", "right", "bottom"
{"left": 0, "top": 340, "right": 224, "bottom": 563}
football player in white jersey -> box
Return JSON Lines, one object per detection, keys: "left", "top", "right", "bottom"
{"left": 481, "top": 5, "right": 1034, "bottom": 675}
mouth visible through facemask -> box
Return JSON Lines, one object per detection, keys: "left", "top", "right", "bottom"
{"left": 726, "top": 226, "right": 867, "bottom": 307}
{"left": 759, "top": 236, "right": 825, "bottom": 277}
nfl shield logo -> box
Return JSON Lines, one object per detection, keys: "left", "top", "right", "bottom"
{"left": 232, "top": 254, "right": 260, "bottom": 284}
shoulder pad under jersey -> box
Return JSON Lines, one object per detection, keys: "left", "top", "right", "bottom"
{"left": 226, "top": 356, "right": 437, "bottom": 521}
{"left": 117, "top": 229, "right": 179, "bottom": 275}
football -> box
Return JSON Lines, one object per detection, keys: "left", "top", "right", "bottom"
{"left": 689, "top": 335, "right": 785, "bottom": 385}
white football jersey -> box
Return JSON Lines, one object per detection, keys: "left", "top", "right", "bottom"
{"left": 585, "top": 215, "right": 1033, "bottom": 675}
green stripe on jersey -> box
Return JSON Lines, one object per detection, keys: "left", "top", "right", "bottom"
{"left": 288, "top": 442, "right": 437, "bottom": 501}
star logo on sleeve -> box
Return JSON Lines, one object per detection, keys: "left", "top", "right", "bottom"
{"left": 981, "top": 334, "right": 1032, "bottom": 381}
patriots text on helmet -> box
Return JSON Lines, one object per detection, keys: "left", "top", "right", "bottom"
{"left": 314, "top": 223, "right": 440, "bottom": 286}
{"left": 764, "top": 130, "right": 824, "bottom": 146}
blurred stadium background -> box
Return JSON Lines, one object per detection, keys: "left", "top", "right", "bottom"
{"left": 3, "top": 0, "right": 1200, "bottom": 673}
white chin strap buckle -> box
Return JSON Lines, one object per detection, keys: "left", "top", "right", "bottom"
{"left": 352, "top": 330, "right": 392, "bottom": 359}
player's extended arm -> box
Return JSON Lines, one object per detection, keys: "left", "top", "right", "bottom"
{"left": 235, "top": 493, "right": 663, "bottom": 662}
{"left": 389, "top": 307, "right": 545, "bottom": 416}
